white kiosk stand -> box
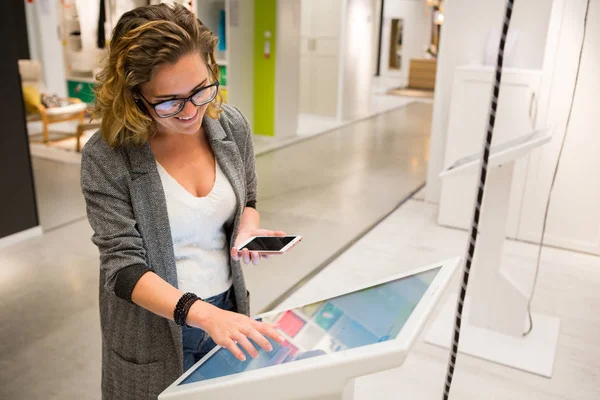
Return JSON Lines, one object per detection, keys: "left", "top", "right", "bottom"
{"left": 159, "top": 258, "right": 461, "bottom": 400}
{"left": 425, "top": 130, "right": 561, "bottom": 377}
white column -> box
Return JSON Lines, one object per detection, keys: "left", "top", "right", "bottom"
{"left": 339, "top": 0, "right": 374, "bottom": 121}
{"left": 25, "top": 0, "right": 67, "bottom": 97}
{"left": 274, "top": 0, "right": 301, "bottom": 138}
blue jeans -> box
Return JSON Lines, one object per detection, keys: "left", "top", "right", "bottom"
{"left": 182, "top": 287, "right": 237, "bottom": 372}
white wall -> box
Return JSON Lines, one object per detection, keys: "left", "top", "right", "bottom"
{"left": 298, "top": 0, "right": 374, "bottom": 121}
{"left": 298, "top": 0, "right": 343, "bottom": 118}
{"left": 518, "top": 0, "right": 600, "bottom": 254}
{"left": 425, "top": 0, "right": 553, "bottom": 203}
{"left": 379, "top": 0, "right": 432, "bottom": 86}
{"left": 275, "top": 0, "right": 301, "bottom": 137}
{"left": 24, "top": 0, "right": 67, "bottom": 97}
{"left": 24, "top": 3, "right": 41, "bottom": 61}
{"left": 227, "top": 0, "right": 255, "bottom": 125}
{"left": 339, "top": 0, "right": 374, "bottom": 120}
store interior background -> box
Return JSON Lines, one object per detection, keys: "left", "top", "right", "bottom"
{"left": 1, "top": 0, "right": 599, "bottom": 399}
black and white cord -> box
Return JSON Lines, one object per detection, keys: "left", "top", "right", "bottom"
{"left": 442, "top": 1, "right": 515, "bottom": 398}
{"left": 523, "top": 0, "right": 591, "bottom": 337}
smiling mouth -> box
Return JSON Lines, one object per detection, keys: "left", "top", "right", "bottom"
{"left": 176, "top": 111, "right": 198, "bottom": 121}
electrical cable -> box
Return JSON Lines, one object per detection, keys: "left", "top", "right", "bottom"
{"left": 523, "top": 0, "right": 591, "bottom": 337}
{"left": 442, "top": 1, "right": 515, "bottom": 398}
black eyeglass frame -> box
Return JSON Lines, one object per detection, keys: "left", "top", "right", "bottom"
{"left": 137, "top": 66, "right": 220, "bottom": 118}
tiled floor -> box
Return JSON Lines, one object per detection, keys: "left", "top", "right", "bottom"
{"left": 31, "top": 157, "right": 87, "bottom": 231}
{"left": 0, "top": 220, "right": 101, "bottom": 399}
{"left": 0, "top": 102, "right": 433, "bottom": 399}
{"left": 250, "top": 102, "right": 432, "bottom": 312}
{"left": 252, "top": 94, "right": 415, "bottom": 155}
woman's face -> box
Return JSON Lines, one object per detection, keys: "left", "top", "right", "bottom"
{"left": 139, "top": 52, "right": 214, "bottom": 136}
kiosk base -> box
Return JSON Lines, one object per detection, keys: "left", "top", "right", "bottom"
{"left": 311, "top": 379, "right": 356, "bottom": 400}
{"left": 425, "top": 294, "right": 561, "bottom": 378}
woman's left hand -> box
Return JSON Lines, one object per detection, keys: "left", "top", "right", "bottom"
{"left": 231, "top": 229, "right": 286, "bottom": 265}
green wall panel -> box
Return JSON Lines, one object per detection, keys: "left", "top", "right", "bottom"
{"left": 253, "top": 0, "right": 276, "bottom": 136}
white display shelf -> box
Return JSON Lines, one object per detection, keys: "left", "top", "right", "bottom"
{"left": 196, "top": 0, "right": 253, "bottom": 117}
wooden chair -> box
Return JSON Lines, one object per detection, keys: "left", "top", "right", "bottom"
{"left": 18, "top": 59, "right": 88, "bottom": 146}
{"left": 75, "top": 121, "right": 101, "bottom": 152}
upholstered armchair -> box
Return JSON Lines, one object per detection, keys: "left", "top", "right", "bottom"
{"left": 18, "top": 59, "right": 88, "bottom": 147}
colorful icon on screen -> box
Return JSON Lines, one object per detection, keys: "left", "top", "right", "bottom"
{"left": 315, "top": 303, "right": 343, "bottom": 331}
{"left": 277, "top": 310, "right": 306, "bottom": 337}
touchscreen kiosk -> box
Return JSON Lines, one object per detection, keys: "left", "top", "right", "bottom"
{"left": 160, "top": 258, "right": 460, "bottom": 400}
{"left": 430, "top": 129, "right": 559, "bottom": 377}
{"left": 441, "top": 129, "right": 550, "bottom": 178}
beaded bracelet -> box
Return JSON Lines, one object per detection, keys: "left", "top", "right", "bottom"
{"left": 174, "top": 292, "right": 199, "bottom": 326}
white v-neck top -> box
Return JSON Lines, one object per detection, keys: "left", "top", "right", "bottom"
{"left": 156, "top": 161, "right": 236, "bottom": 299}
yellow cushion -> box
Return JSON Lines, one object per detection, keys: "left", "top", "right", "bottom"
{"left": 22, "top": 85, "right": 41, "bottom": 114}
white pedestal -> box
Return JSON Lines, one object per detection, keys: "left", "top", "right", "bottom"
{"left": 427, "top": 131, "right": 560, "bottom": 377}
{"left": 425, "top": 294, "right": 560, "bottom": 377}
{"left": 309, "top": 379, "right": 356, "bottom": 400}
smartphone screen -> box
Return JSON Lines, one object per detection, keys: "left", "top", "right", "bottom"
{"left": 238, "top": 236, "right": 297, "bottom": 252}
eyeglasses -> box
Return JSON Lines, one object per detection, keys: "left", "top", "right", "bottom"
{"left": 138, "top": 68, "right": 219, "bottom": 118}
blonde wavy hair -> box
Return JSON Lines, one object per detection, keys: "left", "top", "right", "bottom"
{"left": 94, "top": 3, "right": 222, "bottom": 147}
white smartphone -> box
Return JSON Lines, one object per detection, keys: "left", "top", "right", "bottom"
{"left": 236, "top": 235, "right": 302, "bottom": 254}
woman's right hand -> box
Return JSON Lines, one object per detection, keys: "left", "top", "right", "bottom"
{"left": 189, "top": 301, "right": 285, "bottom": 361}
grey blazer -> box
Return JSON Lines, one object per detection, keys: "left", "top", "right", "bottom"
{"left": 81, "top": 104, "right": 256, "bottom": 400}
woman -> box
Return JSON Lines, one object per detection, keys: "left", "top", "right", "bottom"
{"left": 81, "top": 4, "right": 288, "bottom": 399}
